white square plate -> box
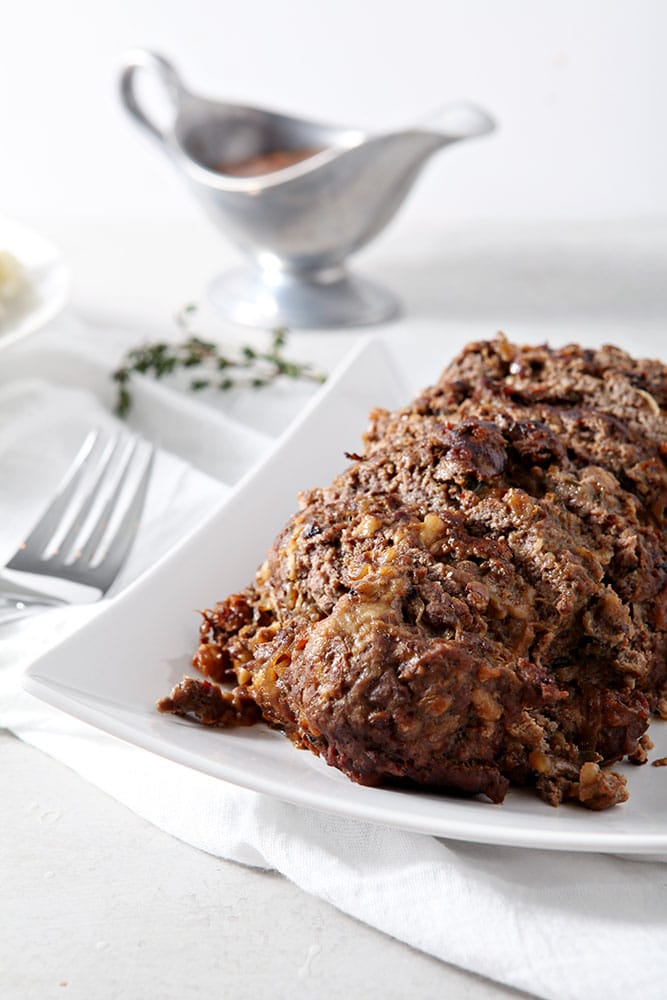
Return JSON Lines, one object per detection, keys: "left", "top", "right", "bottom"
{"left": 24, "top": 333, "right": 667, "bottom": 853}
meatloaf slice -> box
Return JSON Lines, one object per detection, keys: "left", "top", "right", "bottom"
{"left": 158, "top": 336, "right": 667, "bottom": 810}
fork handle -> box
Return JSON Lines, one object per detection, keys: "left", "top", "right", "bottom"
{"left": 0, "top": 573, "right": 67, "bottom": 610}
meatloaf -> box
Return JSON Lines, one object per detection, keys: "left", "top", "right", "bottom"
{"left": 159, "top": 336, "right": 667, "bottom": 809}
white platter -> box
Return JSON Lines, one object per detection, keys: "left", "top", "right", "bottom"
{"left": 24, "top": 335, "right": 667, "bottom": 853}
{"left": 0, "top": 216, "right": 69, "bottom": 349}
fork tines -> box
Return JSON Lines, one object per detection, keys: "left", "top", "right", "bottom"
{"left": 6, "top": 429, "right": 155, "bottom": 595}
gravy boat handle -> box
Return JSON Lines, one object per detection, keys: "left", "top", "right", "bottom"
{"left": 419, "top": 101, "right": 496, "bottom": 141}
{"left": 119, "top": 49, "right": 187, "bottom": 144}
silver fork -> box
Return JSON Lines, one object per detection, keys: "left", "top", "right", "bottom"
{"left": 0, "top": 430, "right": 155, "bottom": 620}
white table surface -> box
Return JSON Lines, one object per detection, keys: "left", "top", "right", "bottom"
{"left": 3, "top": 215, "right": 665, "bottom": 999}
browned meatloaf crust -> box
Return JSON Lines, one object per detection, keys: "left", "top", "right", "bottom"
{"left": 158, "top": 337, "right": 667, "bottom": 810}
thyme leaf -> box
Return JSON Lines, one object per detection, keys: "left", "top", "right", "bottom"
{"left": 112, "top": 305, "right": 326, "bottom": 418}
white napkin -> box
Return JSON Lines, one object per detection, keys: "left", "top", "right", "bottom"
{"left": 4, "top": 692, "right": 667, "bottom": 1000}
{"left": 2, "top": 359, "right": 667, "bottom": 1000}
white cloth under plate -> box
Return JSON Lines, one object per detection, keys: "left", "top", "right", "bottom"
{"left": 4, "top": 692, "right": 667, "bottom": 1000}
{"left": 2, "top": 336, "right": 667, "bottom": 1000}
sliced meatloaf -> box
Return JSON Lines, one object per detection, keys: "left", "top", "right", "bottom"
{"left": 159, "top": 336, "right": 667, "bottom": 809}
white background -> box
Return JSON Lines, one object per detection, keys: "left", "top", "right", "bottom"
{"left": 1, "top": 0, "right": 665, "bottom": 226}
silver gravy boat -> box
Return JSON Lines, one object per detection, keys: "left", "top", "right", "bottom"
{"left": 120, "top": 50, "right": 495, "bottom": 328}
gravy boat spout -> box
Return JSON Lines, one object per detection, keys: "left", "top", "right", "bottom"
{"left": 120, "top": 50, "right": 496, "bottom": 328}
{"left": 318, "top": 105, "right": 495, "bottom": 256}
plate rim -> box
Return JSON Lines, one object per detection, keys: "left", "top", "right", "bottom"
{"left": 22, "top": 671, "right": 667, "bottom": 855}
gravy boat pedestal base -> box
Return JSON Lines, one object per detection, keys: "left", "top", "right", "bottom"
{"left": 208, "top": 264, "right": 399, "bottom": 329}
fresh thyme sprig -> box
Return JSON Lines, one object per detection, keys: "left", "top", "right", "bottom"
{"left": 112, "top": 304, "right": 326, "bottom": 418}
